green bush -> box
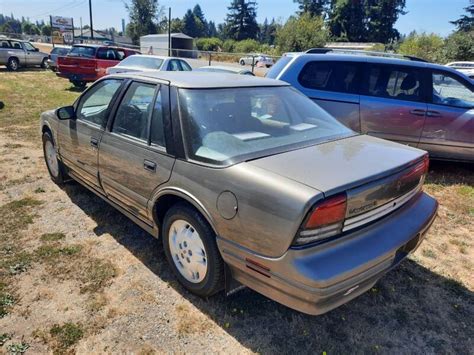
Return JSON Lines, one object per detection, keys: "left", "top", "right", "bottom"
{"left": 276, "top": 13, "right": 328, "bottom": 53}
{"left": 398, "top": 32, "right": 446, "bottom": 63}
{"left": 443, "top": 30, "right": 474, "bottom": 62}
{"left": 233, "top": 39, "right": 261, "bottom": 54}
{"left": 222, "top": 39, "right": 236, "bottom": 53}
{"left": 195, "top": 37, "right": 223, "bottom": 52}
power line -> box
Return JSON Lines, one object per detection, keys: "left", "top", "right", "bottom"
{"left": 28, "top": 0, "right": 87, "bottom": 21}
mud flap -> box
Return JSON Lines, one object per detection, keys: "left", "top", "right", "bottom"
{"left": 224, "top": 263, "right": 245, "bottom": 296}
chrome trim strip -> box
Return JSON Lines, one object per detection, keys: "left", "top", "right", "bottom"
{"left": 343, "top": 185, "right": 421, "bottom": 232}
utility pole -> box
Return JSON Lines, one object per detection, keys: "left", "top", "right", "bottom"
{"left": 89, "top": 0, "right": 94, "bottom": 40}
{"left": 168, "top": 7, "right": 171, "bottom": 57}
{"left": 80, "top": 17, "right": 83, "bottom": 43}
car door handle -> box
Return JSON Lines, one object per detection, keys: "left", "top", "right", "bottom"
{"left": 409, "top": 109, "right": 426, "bottom": 116}
{"left": 90, "top": 137, "right": 99, "bottom": 148}
{"left": 426, "top": 110, "right": 441, "bottom": 117}
{"left": 143, "top": 160, "right": 156, "bottom": 172}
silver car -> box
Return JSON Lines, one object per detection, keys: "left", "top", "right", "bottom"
{"left": 0, "top": 38, "right": 49, "bottom": 71}
{"left": 106, "top": 54, "right": 192, "bottom": 75}
{"left": 40, "top": 72, "right": 438, "bottom": 315}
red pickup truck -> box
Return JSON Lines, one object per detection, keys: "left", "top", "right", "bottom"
{"left": 56, "top": 44, "right": 140, "bottom": 88}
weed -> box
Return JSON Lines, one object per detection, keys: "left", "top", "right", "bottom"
{"left": 0, "top": 333, "right": 11, "bottom": 346}
{"left": 50, "top": 323, "right": 83, "bottom": 351}
{"left": 0, "top": 292, "right": 15, "bottom": 318}
{"left": 35, "top": 245, "right": 82, "bottom": 260}
{"left": 3, "top": 143, "right": 22, "bottom": 149}
{"left": 422, "top": 249, "right": 437, "bottom": 259}
{"left": 34, "top": 187, "right": 46, "bottom": 193}
{"left": 7, "top": 342, "right": 30, "bottom": 354}
{"left": 40, "top": 233, "right": 66, "bottom": 242}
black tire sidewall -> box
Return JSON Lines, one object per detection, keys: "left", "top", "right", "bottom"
{"left": 42, "top": 132, "right": 64, "bottom": 184}
{"left": 162, "top": 203, "right": 224, "bottom": 297}
{"left": 41, "top": 58, "right": 48, "bottom": 69}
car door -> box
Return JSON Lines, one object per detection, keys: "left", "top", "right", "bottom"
{"left": 419, "top": 69, "right": 474, "bottom": 161}
{"left": 22, "top": 42, "right": 42, "bottom": 65}
{"left": 360, "top": 63, "right": 428, "bottom": 147}
{"left": 57, "top": 79, "right": 124, "bottom": 190}
{"left": 99, "top": 81, "right": 175, "bottom": 222}
{"left": 9, "top": 41, "right": 26, "bottom": 63}
{"left": 293, "top": 60, "right": 363, "bottom": 132}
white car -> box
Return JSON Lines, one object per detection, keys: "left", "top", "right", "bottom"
{"left": 446, "top": 61, "right": 474, "bottom": 79}
{"left": 106, "top": 54, "right": 192, "bottom": 74}
{"left": 239, "top": 54, "right": 274, "bottom": 68}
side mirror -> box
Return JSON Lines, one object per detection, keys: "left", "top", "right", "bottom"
{"left": 56, "top": 106, "right": 76, "bottom": 120}
{"left": 34, "top": 48, "right": 39, "bottom": 52}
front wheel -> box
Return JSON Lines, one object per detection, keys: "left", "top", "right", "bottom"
{"left": 42, "top": 132, "right": 66, "bottom": 184}
{"left": 163, "top": 203, "right": 224, "bottom": 297}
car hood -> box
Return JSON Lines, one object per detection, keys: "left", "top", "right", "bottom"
{"left": 246, "top": 135, "right": 426, "bottom": 195}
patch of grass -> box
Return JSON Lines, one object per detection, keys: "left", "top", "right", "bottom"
{"left": 49, "top": 323, "right": 84, "bottom": 352}
{"left": 7, "top": 342, "right": 30, "bottom": 354}
{"left": 422, "top": 249, "right": 437, "bottom": 259}
{"left": 79, "top": 259, "right": 117, "bottom": 294}
{"left": 34, "top": 187, "right": 46, "bottom": 194}
{"left": 35, "top": 244, "right": 82, "bottom": 260}
{"left": 5, "top": 252, "right": 33, "bottom": 275}
{"left": 0, "top": 198, "right": 42, "bottom": 238}
{"left": 40, "top": 233, "right": 66, "bottom": 242}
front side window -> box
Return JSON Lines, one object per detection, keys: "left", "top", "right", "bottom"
{"left": 432, "top": 71, "right": 474, "bottom": 109}
{"left": 112, "top": 82, "right": 157, "bottom": 141}
{"left": 76, "top": 79, "right": 122, "bottom": 126}
{"left": 179, "top": 60, "right": 192, "bottom": 71}
{"left": 298, "top": 61, "right": 360, "bottom": 94}
{"left": 23, "top": 42, "right": 36, "bottom": 51}
{"left": 97, "top": 48, "right": 118, "bottom": 60}
{"left": 179, "top": 86, "right": 353, "bottom": 165}
{"left": 365, "top": 65, "right": 423, "bottom": 102}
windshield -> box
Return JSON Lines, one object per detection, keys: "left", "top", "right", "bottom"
{"left": 266, "top": 56, "right": 292, "bottom": 78}
{"left": 118, "top": 55, "right": 163, "bottom": 69}
{"left": 179, "top": 86, "right": 353, "bottom": 165}
{"left": 68, "top": 46, "right": 96, "bottom": 57}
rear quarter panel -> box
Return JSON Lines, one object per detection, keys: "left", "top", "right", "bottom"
{"left": 156, "top": 159, "right": 321, "bottom": 258}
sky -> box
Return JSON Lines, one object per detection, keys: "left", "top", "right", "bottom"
{"left": 0, "top": 0, "right": 470, "bottom": 37}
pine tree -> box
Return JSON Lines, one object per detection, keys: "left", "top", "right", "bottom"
{"left": 207, "top": 20, "right": 218, "bottom": 37}
{"left": 224, "top": 0, "right": 259, "bottom": 40}
{"left": 294, "top": 0, "right": 330, "bottom": 17}
{"left": 183, "top": 9, "right": 200, "bottom": 37}
{"left": 192, "top": 4, "right": 208, "bottom": 37}
{"left": 450, "top": 5, "right": 474, "bottom": 32}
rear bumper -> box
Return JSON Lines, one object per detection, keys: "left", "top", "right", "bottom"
{"left": 219, "top": 192, "right": 438, "bottom": 315}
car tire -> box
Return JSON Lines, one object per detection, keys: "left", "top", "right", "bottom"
{"left": 239, "top": 59, "right": 245, "bottom": 66}
{"left": 162, "top": 203, "right": 224, "bottom": 297}
{"left": 7, "top": 57, "right": 19, "bottom": 71}
{"left": 71, "top": 80, "right": 87, "bottom": 89}
{"left": 42, "top": 131, "right": 66, "bottom": 185}
{"left": 41, "top": 58, "right": 49, "bottom": 69}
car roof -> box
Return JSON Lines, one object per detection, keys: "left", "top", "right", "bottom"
{"left": 125, "top": 54, "right": 181, "bottom": 60}
{"left": 109, "top": 71, "right": 288, "bottom": 88}
{"left": 292, "top": 53, "right": 464, "bottom": 73}
{"left": 197, "top": 65, "right": 247, "bottom": 73}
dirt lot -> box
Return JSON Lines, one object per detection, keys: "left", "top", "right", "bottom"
{"left": 0, "top": 70, "right": 473, "bottom": 354}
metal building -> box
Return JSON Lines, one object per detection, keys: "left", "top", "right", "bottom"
{"left": 140, "top": 33, "right": 195, "bottom": 58}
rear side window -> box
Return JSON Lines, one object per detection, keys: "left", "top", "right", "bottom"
{"left": 1, "top": 40, "right": 11, "bottom": 48}
{"left": 298, "top": 61, "right": 360, "bottom": 94}
{"left": 364, "top": 65, "right": 424, "bottom": 102}
{"left": 112, "top": 82, "right": 157, "bottom": 141}
{"left": 97, "top": 48, "right": 119, "bottom": 60}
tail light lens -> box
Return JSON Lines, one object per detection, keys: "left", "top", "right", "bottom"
{"left": 293, "top": 193, "right": 347, "bottom": 246}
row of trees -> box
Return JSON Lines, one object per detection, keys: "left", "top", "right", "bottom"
{"left": 0, "top": 14, "right": 51, "bottom": 36}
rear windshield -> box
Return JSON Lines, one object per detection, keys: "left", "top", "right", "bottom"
{"left": 68, "top": 46, "right": 96, "bottom": 58}
{"left": 118, "top": 55, "right": 163, "bottom": 69}
{"left": 266, "top": 56, "right": 292, "bottom": 78}
{"left": 179, "top": 86, "right": 353, "bottom": 165}
{"left": 52, "top": 47, "right": 69, "bottom": 55}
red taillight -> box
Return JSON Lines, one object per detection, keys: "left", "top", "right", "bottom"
{"left": 305, "top": 194, "right": 347, "bottom": 229}
{"left": 294, "top": 193, "right": 347, "bottom": 245}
